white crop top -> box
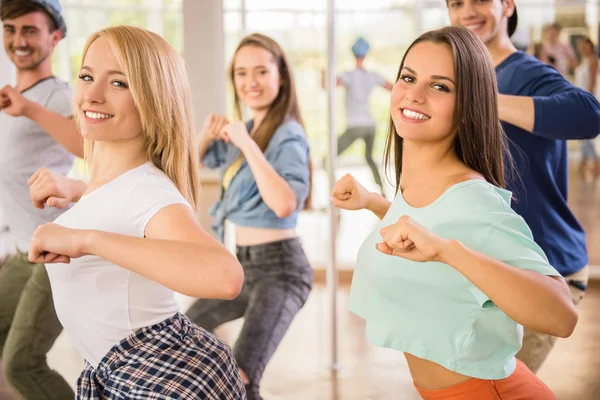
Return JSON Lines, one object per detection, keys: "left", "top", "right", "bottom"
{"left": 46, "top": 162, "right": 191, "bottom": 367}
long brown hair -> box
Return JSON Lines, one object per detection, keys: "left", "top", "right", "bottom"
{"left": 79, "top": 26, "right": 200, "bottom": 211}
{"left": 383, "top": 26, "right": 510, "bottom": 193}
{"left": 229, "top": 33, "right": 311, "bottom": 209}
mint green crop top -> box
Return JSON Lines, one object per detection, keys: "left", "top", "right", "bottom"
{"left": 349, "top": 180, "right": 560, "bottom": 380}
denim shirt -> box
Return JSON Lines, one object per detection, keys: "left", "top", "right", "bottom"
{"left": 202, "top": 120, "right": 311, "bottom": 242}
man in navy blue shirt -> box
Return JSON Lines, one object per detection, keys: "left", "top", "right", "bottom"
{"left": 447, "top": 0, "right": 600, "bottom": 373}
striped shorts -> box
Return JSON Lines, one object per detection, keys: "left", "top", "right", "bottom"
{"left": 76, "top": 312, "right": 246, "bottom": 399}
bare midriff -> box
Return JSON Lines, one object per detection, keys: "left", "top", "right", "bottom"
{"left": 234, "top": 225, "right": 297, "bottom": 246}
{"left": 405, "top": 352, "right": 473, "bottom": 390}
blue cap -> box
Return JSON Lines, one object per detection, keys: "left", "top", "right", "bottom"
{"left": 352, "top": 37, "right": 370, "bottom": 58}
{"left": 1, "top": 0, "right": 67, "bottom": 38}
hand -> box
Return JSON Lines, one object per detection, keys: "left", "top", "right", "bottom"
{"left": 29, "top": 223, "right": 88, "bottom": 264}
{"left": 201, "top": 114, "right": 230, "bottom": 142}
{"left": 27, "top": 168, "right": 80, "bottom": 209}
{"left": 0, "top": 90, "right": 9, "bottom": 109}
{"left": 0, "top": 85, "right": 32, "bottom": 116}
{"left": 377, "top": 215, "right": 449, "bottom": 262}
{"left": 222, "top": 121, "right": 253, "bottom": 151}
{"left": 331, "top": 174, "right": 372, "bottom": 210}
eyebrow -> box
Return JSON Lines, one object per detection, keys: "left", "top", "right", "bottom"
{"left": 402, "top": 66, "right": 455, "bottom": 85}
{"left": 81, "top": 66, "right": 126, "bottom": 76}
{"left": 234, "top": 65, "right": 268, "bottom": 72}
{"left": 3, "top": 24, "right": 40, "bottom": 30}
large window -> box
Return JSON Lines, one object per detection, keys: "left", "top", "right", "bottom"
{"left": 224, "top": 2, "right": 424, "bottom": 170}
{"left": 223, "top": 0, "right": 599, "bottom": 170}
{"left": 56, "top": 0, "right": 183, "bottom": 84}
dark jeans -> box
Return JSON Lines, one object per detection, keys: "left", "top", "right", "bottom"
{"left": 0, "top": 252, "right": 73, "bottom": 399}
{"left": 187, "top": 238, "right": 313, "bottom": 400}
{"left": 338, "top": 125, "right": 383, "bottom": 189}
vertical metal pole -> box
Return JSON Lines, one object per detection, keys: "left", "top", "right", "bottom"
{"left": 240, "top": 0, "right": 247, "bottom": 35}
{"left": 326, "top": 0, "right": 340, "bottom": 371}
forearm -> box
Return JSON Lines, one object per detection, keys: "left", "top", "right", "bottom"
{"left": 497, "top": 94, "right": 535, "bottom": 132}
{"left": 242, "top": 140, "right": 297, "bottom": 217}
{"left": 531, "top": 91, "right": 600, "bottom": 139}
{"left": 82, "top": 230, "right": 243, "bottom": 299}
{"left": 440, "top": 240, "right": 577, "bottom": 338}
{"left": 25, "top": 102, "right": 84, "bottom": 158}
{"left": 366, "top": 192, "right": 391, "bottom": 219}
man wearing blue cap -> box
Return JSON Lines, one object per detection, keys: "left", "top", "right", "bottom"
{"left": 0, "top": 0, "right": 81, "bottom": 398}
{"left": 323, "top": 37, "right": 392, "bottom": 192}
{"left": 448, "top": 0, "right": 600, "bottom": 373}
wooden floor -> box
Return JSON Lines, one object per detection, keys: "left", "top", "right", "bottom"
{"left": 570, "top": 170, "right": 600, "bottom": 265}
{"left": 1, "top": 170, "right": 599, "bottom": 400}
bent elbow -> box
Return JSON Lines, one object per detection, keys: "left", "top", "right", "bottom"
{"left": 221, "top": 263, "right": 244, "bottom": 300}
{"left": 555, "top": 309, "right": 579, "bottom": 338}
{"left": 274, "top": 198, "right": 298, "bottom": 219}
{"left": 275, "top": 207, "right": 294, "bottom": 219}
{"left": 548, "top": 299, "right": 579, "bottom": 338}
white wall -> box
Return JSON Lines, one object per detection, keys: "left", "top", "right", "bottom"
{"left": 0, "top": 22, "right": 15, "bottom": 87}
{"left": 182, "top": 0, "right": 226, "bottom": 239}
{"left": 182, "top": 0, "right": 226, "bottom": 128}
{"left": 0, "top": 22, "right": 16, "bottom": 260}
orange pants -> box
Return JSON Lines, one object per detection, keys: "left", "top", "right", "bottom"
{"left": 415, "top": 360, "right": 556, "bottom": 400}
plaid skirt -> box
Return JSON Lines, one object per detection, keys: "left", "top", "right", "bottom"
{"left": 76, "top": 312, "right": 246, "bottom": 399}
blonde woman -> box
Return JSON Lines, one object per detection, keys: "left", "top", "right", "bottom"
{"left": 26, "top": 26, "right": 246, "bottom": 399}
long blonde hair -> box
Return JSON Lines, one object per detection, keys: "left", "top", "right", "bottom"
{"left": 78, "top": 25, "right": 200, "bottom": 211}
{"left": 229, "top": 33, "right": 311, "bottom": 209}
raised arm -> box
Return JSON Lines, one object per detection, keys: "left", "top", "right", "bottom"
{"left": 1, "top": 85, "right": 83, "bottom": 157}
{"left": 81, "top": 204, "right": 244, "bottom": 299}
{"left": 28, "top": 168, "right": 87, "bottom": 209}
{"left": 438, "top": 238, "right": 576, "bottom": 338}
{"left": 29, "top": 204, "right": 244, "bottom": 300}
{"left": 332, "top": 174, "right": 391, "bottom": 219}
{"left": 378, "top": 214, "right": 578, "bottom": 338}
{"left": 498, "top": 63, "right": 600, "bottom": 140}
{"left": 198, "top": 114, "right": 230, "bottom": 168}
{"left": 224, "top": 121, "right": 310, "bottom": 219}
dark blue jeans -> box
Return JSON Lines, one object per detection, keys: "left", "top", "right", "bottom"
{"left": 186, "top": 238, "right": 313, "bottom": 400}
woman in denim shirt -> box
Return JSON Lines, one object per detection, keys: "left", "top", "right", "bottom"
{"left": 186, "top": 33, "right": 313, "bottom": 400}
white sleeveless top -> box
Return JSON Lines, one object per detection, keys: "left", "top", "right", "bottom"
{"left": 575, "top": 57, "right": 597, "bottom": 93}
{"left": 46, "top": 162, "right": 191, "bottom": 367}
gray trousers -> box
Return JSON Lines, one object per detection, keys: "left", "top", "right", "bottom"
{"left": 338, "top": 125, "right": 383, "bottom": 189}
{"left": 186, "top": 238, "right": 313, "bottom": 400}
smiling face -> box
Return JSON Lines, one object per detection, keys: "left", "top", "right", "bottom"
{"left": 232, "top": 45, "right": 282, "bottom": 116}
{"left": 75, "top": 36, "right": 142, "bottom": 143}
{"left": 390, "top": 41, "right": 457, "bottom": 144}
{"left": 447, "top": 0, "right": 514, "bottom": 45}
{"left": 2, "top": 10, "right": 61, "bottom": 71}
